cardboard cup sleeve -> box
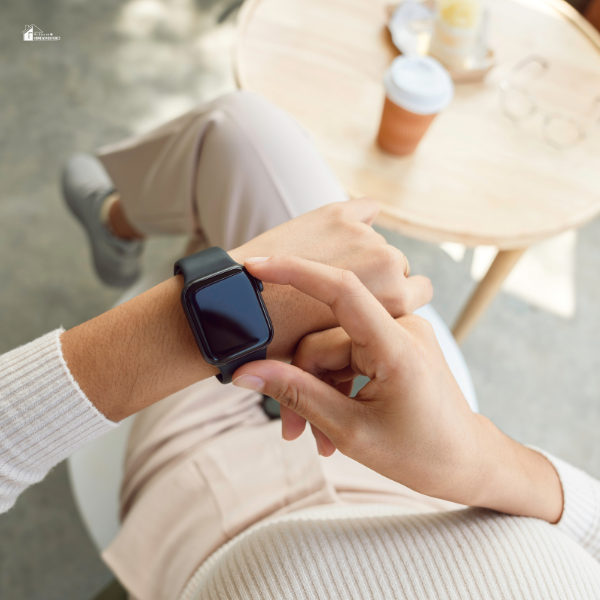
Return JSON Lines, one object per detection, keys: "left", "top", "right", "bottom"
{"left": 377, "top": 97, "right": 437, "bottom": 156}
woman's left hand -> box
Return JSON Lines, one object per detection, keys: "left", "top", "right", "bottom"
{"left": 232, "top": 255, "right": 563, "bottom": 524}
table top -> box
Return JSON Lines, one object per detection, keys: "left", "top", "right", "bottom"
{"left": 236, "top": 0, "right": 600, "bottom": 248}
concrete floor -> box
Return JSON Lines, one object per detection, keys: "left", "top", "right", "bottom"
{"left": 1, "top": 1, "right": 599, "bottom": 599}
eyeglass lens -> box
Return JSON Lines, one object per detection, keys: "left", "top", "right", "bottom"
{"left": 501, "top": 88, "right": 536, "bottom": 122}
{"left": 543, "top": 116, "right": 583, "bottom": 147}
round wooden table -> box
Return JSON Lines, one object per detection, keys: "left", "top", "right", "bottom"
{"left": 235, "top": 0, "right": 600, "bottom": 342}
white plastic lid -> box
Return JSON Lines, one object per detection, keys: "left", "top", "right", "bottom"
{"left": 384, "top": 56, "right": 454, "bottom": 115}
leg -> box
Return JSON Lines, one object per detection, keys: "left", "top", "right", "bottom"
{"left": 65, "top": 92, "right": 346, "bottom": 285}
{"left": 98, "top": 91, "right": 348, "bottom": 248}
{"left": 452, "top": 248, "right": 526, "bottom": 344}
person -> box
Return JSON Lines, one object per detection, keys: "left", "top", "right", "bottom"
{"left": 0, "top": 93, "right": 424, "bottom": 510}
{"left": 1, "top": 91, "right": 599, "bottom": 599}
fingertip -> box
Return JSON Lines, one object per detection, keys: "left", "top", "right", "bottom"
{"left": 407, "top": 274, "right": 434, "bottom": 309}
{"left": 357, "top": 196, "right": 380, "bottom": 224}
{"left": 281, "top": 405, "right": 307, "bottom": 441}
{"left": 365, "top": 196, "right": 381, "bottom": 212}
{"left": 321, "top": 444, "right": 337, "bottom": 457}
{"left": 315, "top": 437, "right": 324, "bottom": 455}
{"left": 314, "top": 432, "right": 336, "bottom": 457}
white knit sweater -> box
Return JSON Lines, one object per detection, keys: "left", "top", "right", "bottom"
{"left": 183, "top": 502, "right": 600, "bottom": 599}
{"left": 0, "top": 329, "right": 115, "bottom": 512}
{"left": 2, "top": 330, "right": 600, "bottom": 599}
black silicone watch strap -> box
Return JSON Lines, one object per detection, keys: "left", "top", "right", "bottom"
{"left": 174, "top": 247, "right": 268, "bottom": 385}
{"left": 174, "top": 246, "right": 238, "bottom": 282}
{"left": 214, "top": 347, "right": 267, "bottom": 384}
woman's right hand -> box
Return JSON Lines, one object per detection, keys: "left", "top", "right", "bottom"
{"left": 233, "top": 255, "right": 564, "bottom": 524}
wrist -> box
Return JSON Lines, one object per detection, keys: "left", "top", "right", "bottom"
{"left": 62, "top": 276, "right": 217, "bottom": 422}
{"left": 470, "top": 416, "right": 563, "bottom": 523}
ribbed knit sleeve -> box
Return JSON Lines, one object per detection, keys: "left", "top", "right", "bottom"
{"left": 531, "top": 447, "right": 600, "bottom": 561}
{"left": 0, "top": 329, "right": 116, "bottom": 513}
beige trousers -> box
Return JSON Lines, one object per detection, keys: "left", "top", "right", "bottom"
{"left": 98, "top": 91, "right": 347, "bottom": 245}
{"left": 98, "top": 92, "right": 458, "bottom": 600}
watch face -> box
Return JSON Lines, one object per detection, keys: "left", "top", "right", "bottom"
{"left": 184, "top": 268, "right": 273, "bottom": 364}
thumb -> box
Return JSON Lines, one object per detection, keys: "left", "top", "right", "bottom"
{"left": 232, "top": 360, "right": 353, "bottom": 442}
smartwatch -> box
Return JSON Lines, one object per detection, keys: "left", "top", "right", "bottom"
{"left": 175, "top": 247, "right": 273, "bottom": 384}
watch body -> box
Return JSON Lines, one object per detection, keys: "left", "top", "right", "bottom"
{"left": 175, "top": 247, "right": 273, "bottom": 383}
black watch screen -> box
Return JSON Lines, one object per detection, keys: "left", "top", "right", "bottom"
{"left": 182, "top": 267, "right": 273, "bottom": 365}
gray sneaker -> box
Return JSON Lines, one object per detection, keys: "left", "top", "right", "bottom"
{"left": 62, "top": 153, "right": 144, "bottom": 287}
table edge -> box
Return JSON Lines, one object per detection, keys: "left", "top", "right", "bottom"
{"left": 234, "top": 0, "right": 600, "bottom": 248}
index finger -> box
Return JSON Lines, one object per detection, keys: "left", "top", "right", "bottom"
{"left": 245, "top": 255, "right": 395, "bottom": 349}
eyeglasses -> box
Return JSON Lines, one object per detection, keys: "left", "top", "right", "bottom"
{"left": 499, "top": 55, "right": 600, "bottom": 148}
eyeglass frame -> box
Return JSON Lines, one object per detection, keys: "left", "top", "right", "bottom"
{"left": 499, "top": 54, "right": 600, "bottom": 148}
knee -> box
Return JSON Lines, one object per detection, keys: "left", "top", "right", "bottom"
{"left": 207, "top": 90, "right": 298, "bottom": 140}
{"left": 211, "top": 90, "right": 277, "bottom": 120}
{"left": 195, "top": 90, "right": 305, "bottom": 162}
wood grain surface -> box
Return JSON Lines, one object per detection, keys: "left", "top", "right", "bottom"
{"left": 236, "top": 0, "right": 600, "bottom": 249}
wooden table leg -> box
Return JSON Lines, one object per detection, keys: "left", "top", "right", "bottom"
{"left": 452, "top": 248, "right": 526, "bottom": 344}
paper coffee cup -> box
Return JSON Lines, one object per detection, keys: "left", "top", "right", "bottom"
{"left": 377, "top": 56, "right": 454, "bottom": 156}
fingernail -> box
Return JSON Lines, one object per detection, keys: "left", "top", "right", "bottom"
{"left": 232, "top": 374, "right": 265, "bottom": 392}
{"left": 245, "top": 257, "right": 270, "bottom": 264}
